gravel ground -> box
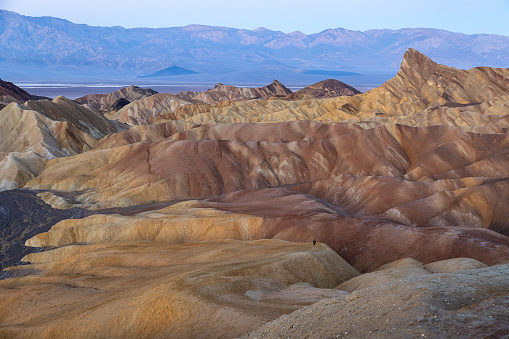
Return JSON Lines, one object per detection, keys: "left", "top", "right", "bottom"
{"left": 243, "top": 264, "right": 509, "bottom": 338}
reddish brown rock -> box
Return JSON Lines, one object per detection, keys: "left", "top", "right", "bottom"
{"left": 26, "top": 123, "right": 509, "bottom": 236}
{"left": 196, "top": 189, "right": 509, "bottom": 272}
{"left": 0, "top": 78, "right": 44, "bottom": 109}
{"left": 105, "top": 93, "right": 203, "bottom": 125}
{"left": 175, "top": 80, "right": 293, "bottom": 104}
{"left": 284, "top": 79, "right": 361, "bottom": 100}
{"left": 74, "top": 85, "right": 158, "bottom": 113}
{"left": 94, "top": 121, "right": 196, "bottom": 149}
{"left": 25, "top": 188, "right": 509, "bottom": 273}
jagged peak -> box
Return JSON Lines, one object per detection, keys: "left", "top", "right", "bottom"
{"left": 401, "top": 48, "right": 436, "bottom": 68}
{"left": 53, "top": 95, "right": 72, "bottom": 102}
{"left": 121, "top": 85, "right": 157, "bottom": 95}
{"left": 265, "top": 80, "right": 292, "bottom": 95}
{"left": 398, "top": 48, "right": 440, "bottom": 85}
{"left": 212, "top": 83, "right": 237, "bottom": 91}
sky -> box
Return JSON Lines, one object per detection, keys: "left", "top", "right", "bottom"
{"left": 1, "top": 0, "right": 509, "bottom": 35}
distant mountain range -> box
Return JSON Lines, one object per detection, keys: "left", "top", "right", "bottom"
{"left": 138, "top": 66, "right": 199, "bottom": 78}
{"left": 1, "top": 10, "right": 509, "bottom": 86}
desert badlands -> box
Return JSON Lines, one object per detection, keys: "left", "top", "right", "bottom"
{"left": 0, "top": 49, "right": 509, "bottom": 338}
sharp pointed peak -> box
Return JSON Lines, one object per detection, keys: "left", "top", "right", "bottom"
{"left": 398, "top": 48, "right": 440, "bottom": 83}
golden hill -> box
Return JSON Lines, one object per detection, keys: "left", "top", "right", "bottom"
{"left": 0, "top": 96, "right": 121, "bottom": 189}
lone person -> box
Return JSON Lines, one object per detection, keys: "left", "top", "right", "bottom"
{"left": 313, "top": 239, "right": 316, "bottom": 246}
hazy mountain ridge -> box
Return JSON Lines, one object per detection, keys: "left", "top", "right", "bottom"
{"left": 1, "top": 10, "right": 509, "bottom": 83}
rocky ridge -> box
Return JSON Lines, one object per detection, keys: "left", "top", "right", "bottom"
{"left": 0, "top": 78, "right": 42, "bottom": 109}
{"left": 75, "top": 85, "right": 158, "bottom": 113}
{"left": 105, "top": 92, "right": 203, "bottom": 125}
{"left": 284, "top": 78, "right": 362, "bottom": 100}
{"left": 175, "top": 80, "right": 293, "bottom": 104}
{"left": 75, "top": 79, "right": 359, "bottom": 127}
{"left": 146, "top": 49, "right": 509, "bottom": 128}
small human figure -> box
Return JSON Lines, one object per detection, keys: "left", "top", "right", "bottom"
{"left": 313, "top": 239, "right": 316, "bottom": 246}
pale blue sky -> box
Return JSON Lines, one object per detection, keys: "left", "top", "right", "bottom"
{"left": 1, "top": 0, "right": 509, "bottom": 35}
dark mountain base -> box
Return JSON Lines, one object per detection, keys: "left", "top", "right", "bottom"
{"left": 0, "top": 189, "right": 92, "bottom": 271}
